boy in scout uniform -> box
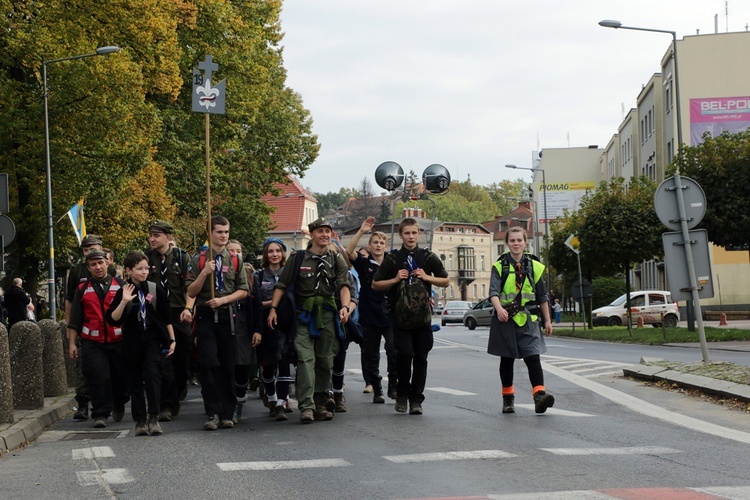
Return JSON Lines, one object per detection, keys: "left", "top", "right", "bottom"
{"left": 145, "top": 220, "right": 194, "bottom": 421}
{"left": 186, "top": 215, "right": 249, "bottom": 430}
{"left": 267, "top": 218, "right": 352, "bottom": 424}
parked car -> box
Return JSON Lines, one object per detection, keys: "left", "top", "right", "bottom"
{"left": 463, "top": 298, "right": 496, "bottom": 330}
{"left": 592, "top": 290, "right": 679, "bottom": 328}
{"left": 441, "top": 300, "right": 473, "bottom": 326}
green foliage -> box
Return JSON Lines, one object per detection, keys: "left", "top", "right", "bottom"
{"left": 485, "top": 179, "right": 529, "bottom": 215}
{"left": 673, "top": 130, "right": 750, "bottom": 251}
{"left": 314, "top": 187, "right": 357, "bottom": 215}
{"left": 592, "top": 276, "right": 625, "bottom": 309}
{"left": 554, "top": 326, "right": 750, "bottom": 344}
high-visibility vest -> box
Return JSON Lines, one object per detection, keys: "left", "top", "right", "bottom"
{"left": 79, "top": 278, "right": 123, "bottom": 343}
{"left": 493, "top": 254, "right": 545, "bottom": 327}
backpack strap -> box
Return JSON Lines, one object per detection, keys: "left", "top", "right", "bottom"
{"left": 199, "top": 250, "right": 239, "bottom": 274}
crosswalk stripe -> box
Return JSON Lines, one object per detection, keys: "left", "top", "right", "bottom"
{"left": 218, "top": 458, "right": 352, "bottom": 471}
{"left": 427, "top": 387, "right": 477, "bottom": 396}
{"left": 72, "top": 446, "right": 115, "bottom": 460}
{"left": 540, "top": 446, "right": 681, "bottom": 456}
{"left": 514, "top": 404, "right": 594, "bottom": 417}
{"left": 384, "top": 450, "right": 516, "bottom": 463}
{"left": 76, "top": 468, "right": 134, "bottom": 486}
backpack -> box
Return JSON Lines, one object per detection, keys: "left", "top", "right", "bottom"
{"left": 389, "top": 249, "right": 434, "bottom": 330}
{"left": 198, "top": 250, "right": 240, "bottom": 275}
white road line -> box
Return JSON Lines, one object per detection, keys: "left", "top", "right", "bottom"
{"left": 218, "top": 458, "right": 352, "bottom": 471}
{"left": 76, "top": 468, "right": 134, "bottom": 486}
{"left": 427, "top": 387, "right": 477, "bottom": 396}
{"left": 72, "top": 446, "right": 115, "bottom": 460}
{"left": 543, "top": 362, "right": 750, "bottom": 445}
{"left": 693, "top": 486, "right": 750, "bottom": 499}
{"left": 570, "top": 364, "right": 627, "bottom": 374}
{"left": 384, "top": 450, "right": 516, "bottom": 463}
{"left": 540, "top": 446, "right": 681, "bottom": 456}
{"left": 514, "top": 404, "right": 595, "bottom": 417}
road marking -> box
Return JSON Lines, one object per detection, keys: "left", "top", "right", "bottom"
{"left": 427, "top": 387, "right": 477, "bottom": 396}
{"left": 72, "top": 446, "right": 115, "bottom": 459}
{"left": 542, "top": 362, "right": 750, "bottom": 445}
{"left": 540, "top": 446, "right": 681, "bottom": 456}
{"left": 218, "top": 458, "right": 352, "bottom": 471}
{"left": 76, "top": 468, "right": 134, "bottom": 486}
{"left": 488, "top": 487, "right": 750, "bottom": 499}
{"left": 514, "top": 405, "right": 594, "bottom": 417}
{"left": 384, "top": 450, "right": 516, "bottom": 463}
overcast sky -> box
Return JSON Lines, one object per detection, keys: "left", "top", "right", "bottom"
{"left": 278, "top": 1, "right": 750, "bottom": 194}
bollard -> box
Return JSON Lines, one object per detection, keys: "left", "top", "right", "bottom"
{"left": 61, "top": 321, "right": 76, "bottom": 388}
{"left": 0, "top": 323, "right": 13, "bottom": 423}
{"left": 38, "top": 319, "right": 68, "bottom": 397}
{"left": 9, "top": 322, "right": 44, "bottom": 410}
{"left": 719, "top": 313, "right": 728, "bottom": 326}
{"left": 636, "top": 316, "right": 645, "bottom": 329}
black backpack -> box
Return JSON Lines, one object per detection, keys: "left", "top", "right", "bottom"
{"left": 388, "top": 249, "right": 433, "bottom": 330}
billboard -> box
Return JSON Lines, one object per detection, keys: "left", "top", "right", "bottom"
{"left": 537, "top": 181, "right": 596, "bottom": 223}
{"left": 690, "top": 96, "right": 750, "bottom": 145}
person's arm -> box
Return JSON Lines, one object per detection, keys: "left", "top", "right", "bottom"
{"left": 187, "top": 258, "right": 214, "bottom": 298}
{"left": 488, "top": 266, "right": 510, "bottom": 323}
{"left": 66, "top": 285, "right": 85, "bottom": 360}
{"left": 266, "top": 288, "right": 284, "bottom": 328}
{"left": 106, "top": 286, "right": 131, "bottom": 325}
{"left": 250, "top": 274, "right": 263, "bottom": 347}
{"left": 535, "top": 276, "right": 553, "bottom": 335}
{"left": 372, "top": 255, "right": 407, "bottom": 291}
{"left": 345, "top": 216, "right": 375, "bottom": 261}
{"left": 180, "top": 294, "right": 196, "bottom": 323}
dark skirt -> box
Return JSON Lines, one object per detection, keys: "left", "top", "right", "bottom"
{"left": 487, "top": 312, "right": 546, "bottom": 359}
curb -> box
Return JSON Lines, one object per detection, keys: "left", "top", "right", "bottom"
{"left": 622, "top": 364, "right": 750, "bottom": 403}
{"left": 0, "top": 394, "right": 76, "bottom": 456}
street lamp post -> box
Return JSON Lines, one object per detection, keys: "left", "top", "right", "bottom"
{"left": 509, "top": 196, "right": 540, "bottom": 257}
{"left": 43, "top": 45, "right": 119, "bottom": 321}
{"left": 599, "top": 20, "right": 708, "bottom": 361}
{"left": 506, "top": 164, "right": 550, "bottom": 289}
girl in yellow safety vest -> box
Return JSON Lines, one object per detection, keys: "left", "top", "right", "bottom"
{"left": 488, "top": 227, "right": 555, "bottom": 415}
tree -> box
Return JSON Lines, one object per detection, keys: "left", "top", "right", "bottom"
{"left": 486, "top": 179, "right": 529, "bottom": 215}
{"left": 674, "top": 130, "right": 750, "bottom": 255}
{"left": 314, "top": 187, "right": 357, "bottom": 215}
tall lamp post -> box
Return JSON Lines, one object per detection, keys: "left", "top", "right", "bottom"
{"left": 599, "top": 20, "right": 708, "bottom": 360}
{"left": 43, "top": 45, "right": 120, "bottom": 321}
{"left": 506, "top": 164, "right": 549, "bottom": 289}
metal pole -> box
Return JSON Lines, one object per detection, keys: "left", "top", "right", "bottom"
{"left": 42, "top": 62, "right": 56, "bottom": 321}
{"left": 539, "top": 168, "right": 550, "bottom": 290}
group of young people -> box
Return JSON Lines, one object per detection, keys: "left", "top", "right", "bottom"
{"left": 65, "top": 213, "right": 556, "bottom": 436}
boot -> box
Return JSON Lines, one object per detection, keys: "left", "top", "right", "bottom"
{"left": 273, "top": 404, "right": 288, "bottom": 421}
{"left": 333, "top": 392, "right": 347, "bottom": 412}
{"left": 299, "top": 408, "right": 314, "bottom": 424}
{"left": 533, "top": 390, "right": 555, "bottom": 414}
{"left": 147, "top": 415, "right": 163, "bottom": 436}
{"left": 232, "top": 401, "right": 244, "bottom": 424}
{"left": 373, "top": 383, "right": 385, "bottom": 404}
{"left": 502, "top": 395, "right": 515, "bottom": 414}
{"left": 313, "top": 393, "right": 333, "bottom": 421}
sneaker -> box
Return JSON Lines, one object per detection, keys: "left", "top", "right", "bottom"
{"left": 232, "top": 403, "right": 244, "bottom": 424}
{"left": 502, "top": 395, "right": 516, "bottom": 414}
{"left": 93, "top": 417, "right": 107, "bottom": 429}
{"left": 73, "top": 406, "right": 89, "bottom": 421}
{"left": 363, "top": 384, "right": 373, "bottom": 394}
{"left": 112, "top": 406, "right": 125, "bottom": 423}
{"left": 203, "top": 414, "right": 219, "bottom": 431}
{"left": 409, "top": 402, "right": 423, "bottom": 415}
{"left": 148, "top": 416, "right": 163, "bottom": 436}
{"left": 284, "top": 398, "right": 293, "bottom": 413}
{"left": 158, "top": 409, "right": 173, "bottom": 422}
{"left": 273, "top": 404, "right": 288, "bottom": 421}
{"left": 190, "top": 376, "right": 199, "bottom": 386}
{"left": 134, "top": 421, "right": 148, "bottom": 436}
{"left": 533, "top": 391, "right": 555, "bottom": 414}
{"left": 299, "top": 408, "right": 314, "bottom": 424}
{"left": 333, "top": 393, "right": 347, "bottom": 412}
{"left": 395, "top": 397, "right": 408, "bottom": 413}
{"left": 220, "top": 419, "right": 235, "bottom": 429}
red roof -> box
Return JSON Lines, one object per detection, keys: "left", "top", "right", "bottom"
{"left": 261, "top": 176, "right": 317, "bottom": 232}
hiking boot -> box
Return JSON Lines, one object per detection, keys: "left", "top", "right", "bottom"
{"left": 147, "top": 416, "right": 163, "bottom": 436}
{"left": 112, "top": 406, "right": 125, "bottom": 423}
{"left": 299, "top": 408, "right": 314, "bottom": 423}
{"left": 158, "top": 409, "right": 173, "bottom": 422}
{"left": 267, "top": 400, "right": 277, "bottom": 417}
{"left": 387, "top": 384, "right": 397, "bottom": 400}
{"left": 93, "top": 417, "right": 107, "bottom": 429}
{"left": 324, "top": 394, "right": 336, "bottom": 413}
{"left": 395, "top": 397, "right": 408, "bottom": 413}
{"left": 73, "top": 406, "right": 89, "bottom": 421}
{"left": 533, "top": 390, "right": 555, "bottom": 414}
{"left": 313, "top": 393, "right": 334, "bottom": 421}
{"left": 232, "top": 402, "right": 244, "bottom": 424}
{"left": 333, "top": 393, "right": 347, "bottom": 412}
{"left": 220, "top": 419, "right": 235, "bottom": 429}
{"left": 273, "top": 404, "right": 288, "bottom": 421}
{"left": 363, "top": 384, "right": 373, "bottom": 394}
{"left": 203, "top": 414, "right": 219, "bottom": 431}
{"left": 502, "top": 395, "right": 515, "bottom": 414}
{"left": 134, "top": 421, "right": 148, "bottom": 436}
{"left": 409, "top": 402, "right": 423, "bottom": 415}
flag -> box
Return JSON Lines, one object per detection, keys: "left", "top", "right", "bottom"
{"left": 67, "top": 198, "right": 86, "bottom": 245}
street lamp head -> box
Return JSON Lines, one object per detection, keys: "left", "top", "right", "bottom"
{"left": 96, "top": 46, "right": 120, "bottom": 56}
{"left": 598, "top": 20, "right": 622, "bottom": 29}
{"left": 505, "top": 164, "right": 517, "bottom": 169}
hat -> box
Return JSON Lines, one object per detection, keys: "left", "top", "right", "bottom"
{"left": 80, "top": 234, "right": 103, "bottom": 247}
{"left": 149, "top": 220, "right": 174, "bottom": 234}
{"left": 308, "top": 218, "right": 333, "bottom": 233}
{"left": 85, "top": 250, "right": 108, "bottom": 262}
{"left": 262, "top": 237, "right": 287, "bottom": 252}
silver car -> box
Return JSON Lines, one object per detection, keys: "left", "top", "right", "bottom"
{"left": 440, "top": 300, "right": 473, "bottom": 326}
{"left": 462, "top": 298, "right": 495, "bottom": 330}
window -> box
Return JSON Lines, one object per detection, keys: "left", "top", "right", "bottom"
{"left": 482, "top": 284, "right": 486, "bottom": 297}
{"left": 449, "top": 285, "right": 454, "bottom": 298}
{"left": 448, "top": 254, "right": 453, "bottom": 270}
{"left": 480, "top": 255, "right": 485, "bottom": 271}
{"left": 473, "top": 284, "right": 477, "bottom": 298}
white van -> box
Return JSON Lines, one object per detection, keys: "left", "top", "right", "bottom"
{"left": 592, "top": 290, "right": 679, "bottom": 328}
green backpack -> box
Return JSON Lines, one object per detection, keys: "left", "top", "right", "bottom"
{"left": 390, "top": 250, "right": 433, "bottom": 330}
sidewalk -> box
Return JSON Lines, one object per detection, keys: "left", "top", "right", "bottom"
{"left": 0, "top": 391, "right": 76, "bottom": 455}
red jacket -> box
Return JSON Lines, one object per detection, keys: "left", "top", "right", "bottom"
{"left": 78, "top": 278, "right": 123, "bottom": 343}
